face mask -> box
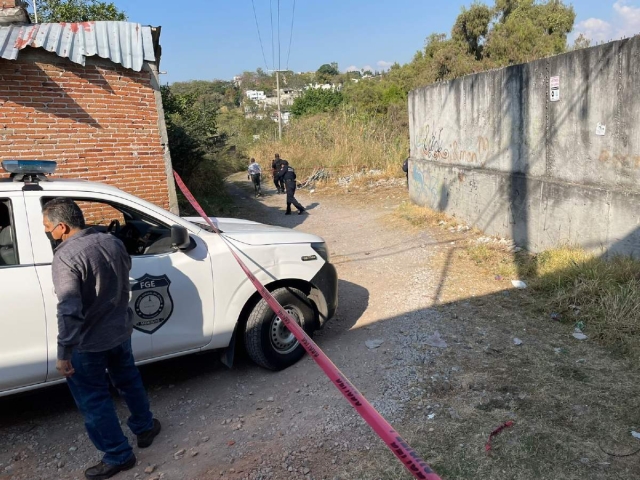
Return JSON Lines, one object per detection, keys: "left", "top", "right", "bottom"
{"left": 45, "top": 228, "right": 62, "bottom": 248}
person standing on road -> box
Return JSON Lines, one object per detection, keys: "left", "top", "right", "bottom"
{"left": 275, "top": 162, "right": 306, "bottom": 215}
{"left": 271, "top": 153, "right": 286, "bottom": 194}
{"left": 248, "top": 158, "right": 262, "bottom": 197}
{"left": 43, "top": 198, "right": 161, "bottom": 480}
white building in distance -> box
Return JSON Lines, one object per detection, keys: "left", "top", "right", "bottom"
{"left": 246, "top": 90, "right": 267, "bottom": 101}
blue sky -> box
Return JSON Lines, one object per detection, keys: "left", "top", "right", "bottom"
{"left": 115, "top": 0, "right": 640, "bottom": 84}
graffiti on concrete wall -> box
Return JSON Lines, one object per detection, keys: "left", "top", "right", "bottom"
{"left": 415, "top": 122, "right": 490, "bottom": 165}
{"left": 412, "top": 161, "right": 441, "bottom": 206}
{"left": 598, "top": 149, "right": 640, "bottom": 169}
{"left": 415, "top": 123, "right": 449, "bottom": 160}
{"left": 450, "top": 136, "right": 490, "bottom": 164}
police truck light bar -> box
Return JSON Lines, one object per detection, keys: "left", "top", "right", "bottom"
{"left": 1, "top": 160, "right": 57, "bottom": 175}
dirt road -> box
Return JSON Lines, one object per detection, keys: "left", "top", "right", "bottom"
{"left": 1, "top": 175, "right": 638, "bottom": 480}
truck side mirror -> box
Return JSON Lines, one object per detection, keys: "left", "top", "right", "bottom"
{"left": 171, "top": 225, "right": 194, "bottom": 251}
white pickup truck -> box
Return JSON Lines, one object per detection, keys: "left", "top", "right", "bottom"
{"left": 0, "top": 160, "right": 338, "bottom": 397}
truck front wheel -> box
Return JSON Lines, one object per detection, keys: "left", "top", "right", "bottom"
{"left": 244, "top": 287, "right": 316, "bottom": 370}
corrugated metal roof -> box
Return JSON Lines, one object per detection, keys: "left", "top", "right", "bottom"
{"left": 0, "top": 21, "right": 156, "bottom": 71}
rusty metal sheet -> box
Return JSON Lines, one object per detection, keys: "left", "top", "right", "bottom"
{"left": 0, "top": 21, "right": 157, "bottom": 71}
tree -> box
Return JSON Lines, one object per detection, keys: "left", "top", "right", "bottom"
{"left": 161, "top": 85, "right": 218, "bottom": 180}
{"left": 572, "top": 33, "right": 591, "bottom": 50}
{"left": 485, "top": 0, "right": 576, "bottom": 65}
{"left": 452, "top": 2, "right": 492, "bottom": 59}
{"left": 32, "top": 0, "right": 127, "bottom": 23}
{"left": 316, "top": 63, "right": 340, "bottom": 84}
{"left": 290, "top": 88, "right": 344, "bottom": 117}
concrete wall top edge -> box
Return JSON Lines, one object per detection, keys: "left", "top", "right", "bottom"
{"left": 409, "top": 35, "right": 640, "bottom": 191}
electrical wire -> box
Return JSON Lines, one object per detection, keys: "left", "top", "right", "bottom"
{"left": 270, "top": 0, "right": 275, "bottom": 70}
{"left": 250, "top": 0, "right": 269, "bottom": 71}
{"left": 286, "top": 0, "right": 296, "bottom": 71}
{"left": 277, "top": 0, "right": 281, "bottom": 71}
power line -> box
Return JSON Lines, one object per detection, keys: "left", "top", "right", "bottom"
{"left": 250, "top": 0, "right": 269, "bottom": 71}
{"left": 278, "top": 0, "right": 282, "bottom": 70}
{"left": 277, "top": 0, "right": 281, "bottom": 71}
{"left": 286, "top": 0, "right": 296, "bottom": 71}
{"left": 269, "top": 0, "right": 275, "bottom": 70}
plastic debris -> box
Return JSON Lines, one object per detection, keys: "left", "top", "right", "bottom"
{"left": 573, "top": 329, "right": 588, "bottom": 341}
{"left": 365, "top": 339, "right": 384, "bottom": 349}
{"left": 632, "top": 431, "right": 640, "bottom": 440}
{"left": 513, "top": 338, "right": 523, "bottom": 346}
{"left": 550, "top": 312, "right": 561, "bottom": 321}
{"left": 511, "top": 280, "right": 527, "bottom": 289}
{"left": 424, "top": 332, "right": 448, "bottom": 348}
{"left": 427, "top": 413, "right": 436, "bottom": 420}
{"left": 485, "top": 421, "right": 515, "bottom": 452}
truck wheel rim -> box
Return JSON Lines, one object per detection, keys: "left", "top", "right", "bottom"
{"left": 270, "top": 306, "right": 302, "bottom": 354}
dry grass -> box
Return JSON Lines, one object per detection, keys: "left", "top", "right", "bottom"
{"left": 394, "top": 201, "right": 449, "bottom": 227}
{"left": 342, "top": 332, "right": 640, "bottom": 479}
{"left": 392, "top": 203, "right": 640, "bottom": 359}
{"left": 247, "top": 111, "right": 409, "bottom": 181}
{"left": 337, "top": 199, "right": 640, "bottom": 480}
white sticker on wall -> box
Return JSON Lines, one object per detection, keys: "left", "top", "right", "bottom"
{"left": 596, "top": 123, "right": 606, "bottom": 136}
{"left": 550, "top": 76, "right": 560, "bottom": 102}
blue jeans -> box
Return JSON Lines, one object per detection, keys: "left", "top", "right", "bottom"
{"left": 67, "top": 339, "right": 154, "bottom": 465}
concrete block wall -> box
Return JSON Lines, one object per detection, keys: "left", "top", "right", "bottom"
{"left": 0, "top": 50, "right": 174, "bottom": 212}
{"left": 409, "top": 36, "right": 640, "bottom": 255}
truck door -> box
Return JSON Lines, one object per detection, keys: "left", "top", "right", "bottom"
{"left": 24, "top": 192, "right": 214, "bottom": 367}
{"left": 0, "top": 193, "right": 48, "bottom": 392}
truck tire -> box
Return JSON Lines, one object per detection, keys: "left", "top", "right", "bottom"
{"left": 244, "top": 287, "right": 316, "bottom": 370}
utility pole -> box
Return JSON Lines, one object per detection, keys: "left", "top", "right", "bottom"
{"left": 276, "top": 70, "right": 282, "bottom": 141}
{"left": 269, "top": 69, "right": 287, "bottom": 141}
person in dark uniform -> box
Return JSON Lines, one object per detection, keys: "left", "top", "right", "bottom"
{"left": 271, "top": 153, "right": 286, "bottom": 194}
{"left": 275, "top": 162, "right": 306, "bottom": 215}
{"left": 402, "top": 156, "right": 409, "bottom": 188}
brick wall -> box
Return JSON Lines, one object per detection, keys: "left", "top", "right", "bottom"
{"left": 0, "top": 50, "right": 171, "bottom": 210}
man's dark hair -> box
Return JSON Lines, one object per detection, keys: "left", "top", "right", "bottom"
{"left": 42, "top": 198, "right": 86, "bottom": 230}
{"left": 274, "top": 153, "right": 280, "bottom": 159}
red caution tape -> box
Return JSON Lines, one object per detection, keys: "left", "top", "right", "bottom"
{"left": 174, "top": 172, "right": 442, "bottom": 480}
{"left": 485, "top": 421, "right": 515, "bottom": 452}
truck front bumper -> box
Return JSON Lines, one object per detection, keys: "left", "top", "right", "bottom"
{"left": 310, "top": 261, "right": 338, "bottom": 327}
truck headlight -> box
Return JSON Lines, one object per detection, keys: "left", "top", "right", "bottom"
{"left": 311, "top": 242, "right": 330, "bottom": 262}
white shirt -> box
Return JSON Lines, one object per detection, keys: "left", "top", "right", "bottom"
{"left": 248, "top": 163, "right": 262, "bottom": 175}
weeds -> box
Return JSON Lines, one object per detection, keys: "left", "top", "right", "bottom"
{"left": 247, "top": 110, "right": 409, "bottom": 180}
{"left": 394, "top": 202, "right": 449, "bottom": 227}
{"left": 393, "top": 203, "right": 640, "bottom": 358}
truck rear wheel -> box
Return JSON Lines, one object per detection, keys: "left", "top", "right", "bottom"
{"left": 244, "top": 287, "right": 315, "bottom": 370}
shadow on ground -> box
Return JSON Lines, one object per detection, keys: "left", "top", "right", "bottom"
{"left": 0, "top": 279, "right": 367, "bottom": 429}
{"left": 225, "top": 175, "right": 318, "bottom": 229}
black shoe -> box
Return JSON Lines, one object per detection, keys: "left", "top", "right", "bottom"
{"left": 285, "top": 211, "right": 292, "bottom": 215}
{"left": 137, "top": 418, "right": 161, "bottom": 448}
{"left": 85, "top": 455, "right": 136, "bottom": 480}
{"left": 298, "top": 209, "right": 307, "bottom": 215}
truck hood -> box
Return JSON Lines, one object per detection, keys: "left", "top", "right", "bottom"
{"left": 182, "top": 216, "right": 324, "bottom": 246}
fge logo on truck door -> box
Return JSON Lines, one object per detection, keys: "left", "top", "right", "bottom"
{"left": 129, "top": 274, "right": 174, "bottom": 334}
